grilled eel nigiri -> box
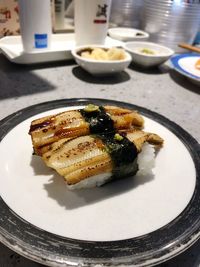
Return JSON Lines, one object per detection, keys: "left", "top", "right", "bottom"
{"left": 29, "top": 104, "right": 144, "bottom": 156}
{"left": 42, "top": 129, "right": 163, "bottom": 189}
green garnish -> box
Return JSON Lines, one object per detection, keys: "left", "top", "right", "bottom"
{"left": 114, "top": 133, "right": 124, "bottom": 141}
{"left": 83, "top": 104, "right": 100, "bottom": 112}
{"left": 140, "top": 48, "right": 155, "bottom": 55}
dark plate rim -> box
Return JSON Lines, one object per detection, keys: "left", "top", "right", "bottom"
{"left": 0, "top": 98, "right": 200, "bottom": 267}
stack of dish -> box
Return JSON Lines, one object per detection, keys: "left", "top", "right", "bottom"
{"left": 141, "top": 0, "right": 200, "bottom": 52}
{"left": 110, "top": 0, "right": 143, "bottom": 29}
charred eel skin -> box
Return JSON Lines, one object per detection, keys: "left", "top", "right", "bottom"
{"left": 29, "top": 104, "right": 144, "bottom": 156}
{"left": 42, "top": 129, "right": 163, "bottom": 186}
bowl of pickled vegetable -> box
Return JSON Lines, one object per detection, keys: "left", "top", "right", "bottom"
{"left": 71, "top": 45, "right": 132, "bottom": 76}
{"left": 124, "top": 41, "right": 174, "bottom": 68}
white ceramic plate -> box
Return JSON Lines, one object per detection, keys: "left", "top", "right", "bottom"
{"left": 170, "top": 53, "right": 200, "bottom": 86}
{"left": 0, "top": 34, "right": 123, "bottom": 64}
{"left": 0, "top": 98, "right": 199, "bottom": 267}
{"left": 108, "top": 27, "right": 149, "bottom": 42}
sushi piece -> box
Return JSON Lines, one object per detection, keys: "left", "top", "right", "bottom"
{"left": 42, "top": 129, "right": 163, "bottom": 189}
{"left": 29, "top": 104, "right": 144, "bottom": 156}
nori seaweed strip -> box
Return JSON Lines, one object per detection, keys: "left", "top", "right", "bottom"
{"left": 80, "top": 106, "right": 114, "bottom": 134}
{"left": 98, "top": 132, "right": 138, "bottom": 179}
{"left": 80, "top": 105, "right": 138, "bottom": 178}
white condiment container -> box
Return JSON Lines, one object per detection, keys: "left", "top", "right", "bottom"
{"left": 74, "top": 0, "right": 112, "bottom": 46}
{"left": 18, "top": 0, "right": 52, "bottom": 53}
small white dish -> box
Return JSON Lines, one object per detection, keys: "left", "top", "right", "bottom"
{"left": 108, "top": 27, "right": 149, "bottom": 42}
{"left": 71, "top": 45, "right": 132, "bottom": 76}
{"left": 124, "top": 41, "right": 174, "bottom": 68}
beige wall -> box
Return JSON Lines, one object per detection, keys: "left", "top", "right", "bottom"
{"left": 0, "top": 0, "right": 20, "bottom": 37}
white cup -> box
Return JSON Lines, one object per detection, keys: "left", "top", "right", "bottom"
{"left": 18, "top": 0, "right": 52, "bottom": 53}
{"left": 74, "top": 0, "right": 112, "bottom": 46}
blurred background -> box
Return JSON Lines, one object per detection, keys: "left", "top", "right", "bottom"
{"left": 0, "top": 0, "right": 200, "bottom": 51}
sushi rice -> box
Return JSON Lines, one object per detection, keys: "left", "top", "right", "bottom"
{"left": 67, "top": 143, "right": 155, "bottom": 190}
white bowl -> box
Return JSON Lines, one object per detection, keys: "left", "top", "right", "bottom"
{"left": 71, "top": 45, "right": 132, "bottom": 76}
{"left": 108, "top": 27, "right": 149, "bottom": 42}
{"left": 124, "top": 41, "right": 174, "bottom": 67}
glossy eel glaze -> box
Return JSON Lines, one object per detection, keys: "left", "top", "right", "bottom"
{"left": 29, "top": 105, "right": 144, "bottom": 156}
